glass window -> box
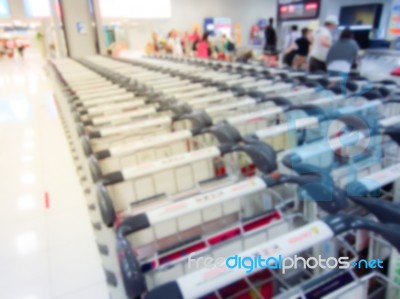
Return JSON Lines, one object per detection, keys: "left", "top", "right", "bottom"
{"left": 0, "top": 0, "right": 10, "bottom": 18}
{"left": 99, "top": 0, "right": 171, "bottom": 19}
{"left": 24, "top": 0, "right": 51, "bottom": 18}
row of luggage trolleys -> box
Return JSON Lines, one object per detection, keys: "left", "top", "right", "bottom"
{"left": 48, "top": 54, "right": 400, "bottom": 299}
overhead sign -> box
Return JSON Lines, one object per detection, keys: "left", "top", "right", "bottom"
{"left": 278, "top": 0, "right": 321, "bottom": 21}
{"left": 99, "top": 0, "right": 171, "bottom": 18}
{"left": 23, "top": 0, "right": 51, "bottom": 17}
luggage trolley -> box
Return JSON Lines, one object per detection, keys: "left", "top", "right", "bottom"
{"left": 77, "top": 78, "right": 312, "bottom": 149}
{"left": 105, "top": 103, "right": 389, "bottom": 297}
{"left": 89, "top": 113, "right": 279, "bottom": 220}
{"left": 116, "top": 179, "right": 311, "bottom": 299}
{"left": 112, "top": 130, "right": 400, "bottom": 297}
{"left": 86, "top": 103, "right": 322, "bottom": 224}
{"left": 85, "top": 88, "right": 376, "bottom": 204}
{"left": 143, "top": 194, "right": 400, "bottom": 299}
{"left": 51, "top": 59, "right": 140, "bottom": 299}
{"left": 50, "top": 59, "right": 127, "bottom": 171}
{"left": 70, "top": 58, "right": 380, "bottom": 162}
{"left": 58, "top": 70, "right": 111, "bottom": 93}
{"left": 279, "top": 115, "right": 400, "bottom": 199}
{"left": 105, "top": 113, "right": 350, "bottom": 297}
{"left": 116, "top": 57, "right": 286, "bottom": 96}
{"left": 54, "top": 57, "right": 400, "bottom": 298}
{"left": 103, "top": 56, "right": 332, "bottom": 111}
{"left": 59, "top": 61, "right": 138, "bottom": 108}
{"left": 144, "top": 55, "right": 357, "bottom": 94}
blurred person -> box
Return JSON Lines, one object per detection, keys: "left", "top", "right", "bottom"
{"left": 196, "top": 32, "right": 212, "bottom": 58}
{"left": 189, "top": 28, "right": 201, "bottom": 42}
{"left": 216, "top": 35, "right": 226, "bottom": 60}
{"left": 327, "top": 28, "right": 359, "bottom": 75}
{"left": 309, "top": 15, "right": 338, "bottom": 72}
{"left": 5, "top": 38, "right": 15, "bottom": 58}
{"left": 15, "top": 37, "right": 27, "bottom": 58}
{"left": 283, "top": 25, "right": 300, "bottom": 66}
{"left": 189, "top": 27, "right": 201, "bottom": 49}
{"left": 264, "top": 17, "right": 277, "bottom": 52}
{"left": 0, "top": 39, "right": 5, "bottom": 58}
{"left": 225, "top": 36, "right": 236, "bottom": 61}
{"left": 151, "top": 32, "right": 160, "bottom": 52}
{"left": 217, "top": 34, "right": 235, "bottom": 60}
{"left": 145, "top": 32, "right": 160, "bottom": 54}
{"left": 166, "top": 30, "right": 183, "bottom": 55}
{"left": 237, "top": 50, "right": 253, "bottom": 63}
{"left": 182, "top": 31, "right": 190, "bottom": 54}
{"left": 292, "top": 28, "right": 311, "bottom": 70}
{"left": 49, "top": 43, "right": 56, "bottom": 58}
{"left": 165, "top": 31, "right": 173, "bottom": 53}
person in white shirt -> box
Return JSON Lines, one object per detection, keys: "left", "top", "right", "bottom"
{"left": 309, "top": 15, "right": 338, "bottom": 72}
{"left": 166, "top": 29, "right": 183, "bottom": 56}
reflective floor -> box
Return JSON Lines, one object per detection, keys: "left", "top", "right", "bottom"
{"left": 0, "top": 56, "right": 108, "bottom": 298}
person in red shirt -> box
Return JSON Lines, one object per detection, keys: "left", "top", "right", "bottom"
{"left": 196, "top": 32, "right": 212, "bottom": 58}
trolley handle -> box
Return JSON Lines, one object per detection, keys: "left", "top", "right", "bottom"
{"left": 383, "top": 124, "right": 400, "bottom": 145}
{"left": 302, "top": 79, "right": 324, "bottom": 90}
{"left": 265, "top": 163, "right": 348, "bottom": 214}
{"left": 281, "top": 116, "right": 400, "bottom": 168}
{"left": 385, "top": 97, "right": 400, "bottom": 104}
{"left": 116, "top": 225, "right": 147, "bottom": 299}
{"left": 216, "top": 138, "right": 278, "bottom": 175}
{"left": 175, "top": 110, "right": 213, "bottom": 135}
{"left": 286, "top": 163, "right": 400, "bottom": 222}
{"left": 256, "top": 96, "right": 292, "bottom": 110}
{"left": 168, "top": 103, "right": 193, "bottom": 118}
{"left": 201, "top": 122, "right": 242, "bottom": 144}
{"left": 286, "top": 104, "right": 327, "bottom": 120}
{"left": 325, "top": 214, "right": 400, "bottom": 251}
{"left": 348, "top": 195, "right": 400, "bottom": 225}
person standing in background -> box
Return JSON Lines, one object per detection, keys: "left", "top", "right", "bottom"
{"left": 283, "top": 25, "right": 300, "bottom": 66}
{"left": 189, "top": 27, "right": 201, "bottom": 49}
{"left": 292, "top": 28, "right": 311, "bottom": 70}
{"left": 145, "top": 32, "right": 160, "bottom": 54}
{"left": 0, "top": 39, "right": 6, "bottom": 59}
{"left": 15, "top": 37, "right": 26, "bottom": 58}
{"left": 216, "top": 35, "right": 235, "bottom": 61}
{"left": 182, "top": 31, "right": 190, "bottom": 54}
{"left": 326, "top": 28, "right": 360, "bottom": 75}
{"left": 196, "top": 32, "right": 212, "bottom": 58}
{"left": 166, "top": 29, "right": 183, "bottom": 56}
{"left": 309, "top": 15, "right": 338, "bottom": 72}
{"left": 5, "top": 38, "right": 15, "bottom": 58}
{"left": 264, "top": 18, "right": 277, "bottom": 52}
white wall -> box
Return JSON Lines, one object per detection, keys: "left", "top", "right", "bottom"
{"left": 228, "top": 0, "right": 277, "bottom": 46}
{"left": 105, "top": 0, "right": 277, "bottom": 51}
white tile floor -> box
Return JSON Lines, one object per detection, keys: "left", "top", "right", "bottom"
{"left": 0, "top": 56, "right": 109, "bottom": 299}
